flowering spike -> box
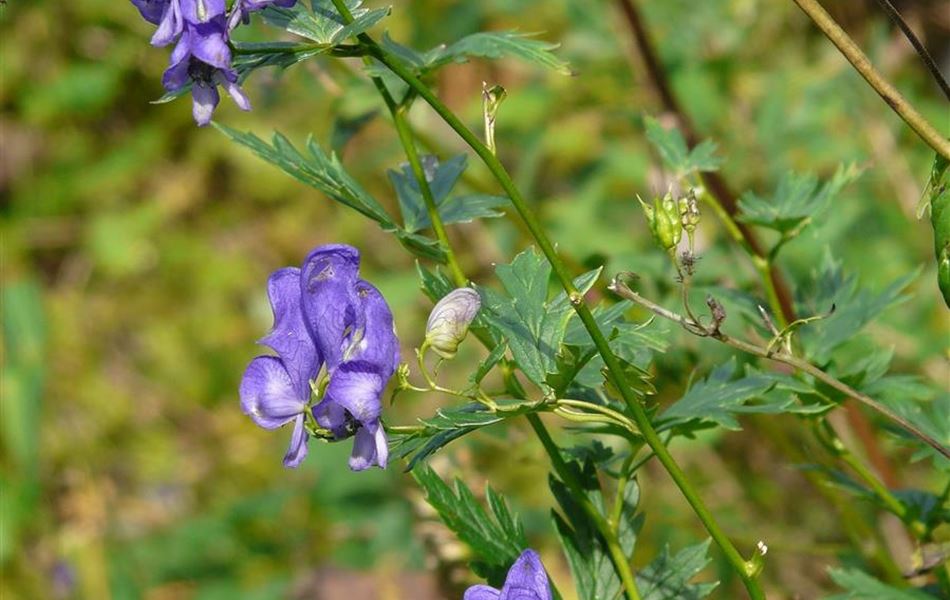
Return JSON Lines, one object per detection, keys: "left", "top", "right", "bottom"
{"left": 425, "top": 288, "right": 481, "bottom": 360}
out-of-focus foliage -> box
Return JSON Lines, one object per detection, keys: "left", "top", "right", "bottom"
{"left": 2, "top": 0, "right": 948, "bottom": 598}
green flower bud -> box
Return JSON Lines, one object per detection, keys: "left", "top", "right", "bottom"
{"left": 652, "top": 193, "right": 682, "bottom": 251}
{"left": 425, "top": 288, "right": 481, "bottom": 360}
{"left": 678, "top": 189, "right": 700, "bottom": 249}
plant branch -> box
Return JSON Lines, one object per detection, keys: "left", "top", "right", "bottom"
{"left": 790, "top": 0, "right": 950, "bottom": 160}
{"left": 616, "top": 0, "right": 901, "bottom": 486}
{"left": 608, "top": 275, "right": 950, "bottom": 460}
{"left": 527, "top": 414, "right": 643, "bottom": 600}
{"left": 342, "top": 30, "right": 765, "bottom": 600}
{"left": 815, "top": 420, "right": 927, "bottom": 538}
{"left": 871, "top": 0, "right": 950, "bottom": 101}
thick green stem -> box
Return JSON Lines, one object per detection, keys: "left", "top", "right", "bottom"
{"left": 528, "top": 415, "right": 643, "bottom": 600}
{"left": 351, "top": 32, "right": 765, "bottom": 600}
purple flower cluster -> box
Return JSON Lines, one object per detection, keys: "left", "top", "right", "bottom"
{"left": 239, "top": 245, "right": 399, "bottom": 470}
{"left": 130, "top": 0, "right": 296, "bottom": 125}
{"left": 464, "top": 550, "right": 553, "bottom": 600}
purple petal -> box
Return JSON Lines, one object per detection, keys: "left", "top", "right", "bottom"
{"left": 347, "top": 421, "right": 388, "bottom": 471}
{"left": 151, "top": 0, "right": 183, "bottom": 46}
{"left": 239, "top": 356, "right": 306, "bottom": 429}
{"left": 300, "top": 244, "right": 363, "bottom": 370}
{"left": 188, "top": 19, "right": 231, "bottom": 69}
{"left": 131, "top": 0, "right": 170, "bottom": 25}
{"left": 282, "top": 413, "right": 309, "bottom": 468}
{"left": 349, "top": 280, "right": 400, "bottom": 377}
{"left": 499, "top": 550, "right": 552, "bottom": 600}
{"left": 312, "top": 397, "right": 352, "bottom": 438}
{"left": 464, "top": 586, "right": 501, "bottom": 600}
{"left": 191, "top": 81, "right": 219, "bottom": 126}
{"left": 181, "top": 0, "right": 226, "bottom": 23}
{"left": 258, "top": 267, "right": 319, "bottom": 400}
{"left": 215, "top": 72, "right": 252, "bottom": 111}
{"left": 323, "top": 361, "right": 384, "bottom": 424}
{"left": 161, "top": 55, "right": 191, "bottom": 91}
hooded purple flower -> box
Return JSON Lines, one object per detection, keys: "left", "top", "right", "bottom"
{"left": 314, "top": 280, "right": 400, "bottom": 470}
{"left": 240, "top": 244, "right": 399, "bottom": 470}
{"left": 240, "top": 268, "right": 318, "bottom": 467}
{"left": 464, "top": 550, "right": 553, "bottom": 600}
{"left": 162, "top": 12, "right": 250, "bottom": 126}
{"left": 300, "top": 245, "right": 399, "bottom": 471}
{"left": 228, "top": 0, "right": 298, "bottom": 30}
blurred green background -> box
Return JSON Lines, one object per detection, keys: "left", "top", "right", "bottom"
{"left": 2, "top": 0, "right": 948, "bottom": 598}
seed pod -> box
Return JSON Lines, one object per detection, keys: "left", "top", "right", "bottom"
{"left": 928, "top": 155, "right": 950, "bottom": 308}
{"left": 425, "top": 288, "right": 481, "bottom": 359}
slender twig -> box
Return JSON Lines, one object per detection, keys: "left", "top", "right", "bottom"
{"left": 608, "top": 276, "right": 950, "bottom": 460}
{"left": 872, "top": 0, "right": 950, "bottom": 101}
{"left": 791, "top": 0, "right": 950, "bottom": 160}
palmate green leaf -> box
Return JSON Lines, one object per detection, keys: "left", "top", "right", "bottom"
{"left": 644, "top": 116, "right": 721, "bottom": 176}
{"left": 826, "top": 568, "right": 934, "bottom": 599}
{"left": 798, "top": 253, "right": 918, "bottom": 364}
{"left": 864, "top": 382, "right": 950, "bottom": 470}
{"left": 389, "top": 155, "right": 506, "bottom": 233}
{"left": 657, "top": 358, "right": 790, "bottom": 435}
{"left": 413, "top": 465, "right": 527, "bottom": 586}
{"left": 215, "top": 124, "right": 446, "bottom": 262}
{"left": 262, "top": 0, "right": 390, "bottom": 45}
{"left": 636, "top": 540, "right": 718, "bottom": 600}
{"left": 550, "top": 459, "right": 637, "bottom": 600}
{"left": 559, "top": 300, "right": 665, "bottom": 395}
{"left": 479, "top": 248, "right": 601, "bottom": 391}
{"left": 737, "top": 163, "right": 861, "bottom": 234}
{"left": 426, "top": 31, "right": 571, "bottom": 75}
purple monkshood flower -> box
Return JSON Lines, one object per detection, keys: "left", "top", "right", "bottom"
{"left": 162, "top": 14, "right": 250, "bottom": 126}
{"left": 228, "top": 0, "right": 297, "bottom": 31}
{"left": 240, "top": 244, "right": 399, "bottom": 470}
{"left": 131, "top": 0, "right": 257, "bottom": 126}
{"left": 464, "top": 550, "right": 553, "bottom": 600}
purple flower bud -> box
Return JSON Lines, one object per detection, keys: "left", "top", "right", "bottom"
{"left": 464, "top": 549, "right": 552, "bottom": 600}
{"left": 425, "top": 287, "right": 481, "bottom": 359}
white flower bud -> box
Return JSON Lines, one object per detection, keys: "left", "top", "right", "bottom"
{"left": 425, "top": 288, "right": 481, "bottom": 359}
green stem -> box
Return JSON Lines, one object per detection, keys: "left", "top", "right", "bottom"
{"left": 357, "top": 35, "right": 766, "bottom": 600}
{"left": 818, "top": 421, "right": 927, "bottom": 538}
{"left": 790, "top": 0, "right": 950, "bottom": 160}
{"left": 528, "top": 414, "right": 643, "bottom": 600}
{"left": 693, "top": 182, "right": 789, "bottom": 329}
{"left": 329, "top": 4, "right": 762, "bottom": 595}
{"left": 390, "top": 105, "right": 469, "bottom": 286}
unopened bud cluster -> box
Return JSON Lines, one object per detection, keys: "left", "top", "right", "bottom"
{"left": 639, "top": 188, "right": 701, "bottom": 253}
